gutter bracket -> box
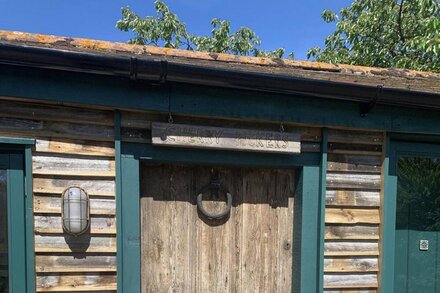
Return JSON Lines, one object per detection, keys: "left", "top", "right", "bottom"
{"left": 360, "top": 85, "right": 383, "bottom": 117}
{"left": 129, "top": 57, "right": 138, "bottom": 81}
{"left": 159, "top": 60, "right": 168, "bottom": 84}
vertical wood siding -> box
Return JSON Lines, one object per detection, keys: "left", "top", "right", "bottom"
{"left": 140, "top": 164, "right": 295, "bottom": 292}
{"left": 0, "top": 99, "right": 117, "bottom": 292}
{"left": 324, "top": 130, "right": 384, "bottom": 293}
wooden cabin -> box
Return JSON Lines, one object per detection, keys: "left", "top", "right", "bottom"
{"left": 0, "top": 30, "right": 439, "bottom": 293}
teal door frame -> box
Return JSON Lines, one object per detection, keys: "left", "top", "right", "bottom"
{"left": 382, "top": 138, "right": 440, "bottom": 292}
{"left": 117, "top": 138, "right": 326, "bottom": 293}
{"left": 0, "top": 137, "right": 35, "bottom": 293}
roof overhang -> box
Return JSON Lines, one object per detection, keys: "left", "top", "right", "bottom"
{"left": 0, "top": 41, "right": 439, "bottom": 113}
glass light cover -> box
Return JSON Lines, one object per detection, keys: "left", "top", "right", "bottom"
{"left": 62, "top": 187, "right": 89, "bottom": 236}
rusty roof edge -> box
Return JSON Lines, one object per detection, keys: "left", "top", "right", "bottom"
{"left": 0, "top": 30, "right": 439, "bottom": 81}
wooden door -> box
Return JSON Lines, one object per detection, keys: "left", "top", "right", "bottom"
{"left": 140, "top": 163, "right": 295, "bottom": 292}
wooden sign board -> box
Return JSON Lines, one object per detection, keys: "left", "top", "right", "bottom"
{"left": 152, "top": 122, "right": 301, "bottom": 154}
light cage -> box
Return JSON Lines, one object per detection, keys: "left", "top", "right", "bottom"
{"left": 61, "top": 187, "right": 90, "bottom": 236}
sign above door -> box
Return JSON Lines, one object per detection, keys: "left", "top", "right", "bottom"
{"left": 152, "top": 122, "right": 301, "bottom": 154}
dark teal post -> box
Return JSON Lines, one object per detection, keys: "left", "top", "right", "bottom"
{"left": 293, "top": 166, "right": 321, "bottom": 293}
{"left": 8, "top": 154, "right": 27, "bottom": 293}
{"left": 121, "top": 154, "right": 141, "bottom": 292}
{"left": 318, "top": 128, "right": 328, "bottom": 293}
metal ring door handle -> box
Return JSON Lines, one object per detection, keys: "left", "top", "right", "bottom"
{"left": 197, "top": 190, "right": 232, "bottom": 220}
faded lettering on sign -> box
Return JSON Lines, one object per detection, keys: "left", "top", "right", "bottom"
{"left": 152, "top": 122, "right": 301, "bottom": 154}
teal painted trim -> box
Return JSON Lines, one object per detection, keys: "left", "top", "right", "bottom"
{"left": 317, "top": 128, "right": 328, "bottom": 293}
{"left": 0, "top": 154, "right": 8, "bottom": 168}
{"left": 0, "top": 137, "right": 35, "bottom": 145}
{"left": 1, "top": 147, "right": 34, "bottom": 292}
{"left": 381, "top": 139, "right": 440, "bottom": 292}
{"left": 381, "top": 135, "right": 396, "bottom": 292}
{"left": 7, "top": 154, "right": 27, "bottom": 292}
{"left": 389, "top": 133, "right": 440, "bottom": 144}
{"left": 115, "top": 111, "right": 124, "bottom": 292}
{"left": 121, "top": 154, "right": 140, "bottom": 293}
{"left": 2, "top": 66, "right": 440, "bottom": 135}
{"left": 121, "top": 141, "right": 323, "bottom": 292}
{"left": 122, "top": 142, "right": 320, "bottom": 167}
{"left": 293, "top": 166, "right": 321, "bottom": 293}
{"left": 0, "top": 65, "right": 167, "bottom": 111}
{"left": 24, "top": 146, "right": 35, "bottom": 293}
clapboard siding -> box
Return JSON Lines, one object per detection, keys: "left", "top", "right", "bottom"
{"left": 0, "top": 98, "right": 117, "bottom": 292}
{"left": 33, "top": 178, "right": 115, "bottom": 196}
{"left": 324, "top": 130, "right": 384, "bottom": 291}
{"left": 324, "top": 289, "right": 377, "bottom": 293}
{"left": 0, "top": 118, "right": 114, "bottom": 141}
{"left": 325, "top": 225, "right": 379, "bottom": 240}
{"left": 35, "top": 255, "right": 117, "bottom": 273}
{"left": 36, "top": 273, "right": 117, "bottom": 292}
{"left": 34, "top": 215, "right": 116, "bottom": 234}
{"left": 35, "top": 139, "right": 115, "bottom": 157}
{"left": 34, "top": 195, "right": 116, "bottom": 215}
{"left": 33, "top": 155, "right": 115, "bottom": 177}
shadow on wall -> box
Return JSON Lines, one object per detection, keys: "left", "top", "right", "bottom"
{"left": 64, "top": 232, "right": 91, "bottom": 257}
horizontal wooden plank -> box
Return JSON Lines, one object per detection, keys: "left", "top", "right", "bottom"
{"left": 34, "top": 195, "right": 115, "bottom": 215}
{"left": 34, "top": 215, "right": 116, "bottom": 234}
{"left": 33, "top": 178, "right": 115, "bottom": 197}
{"left": 121, "top": 111, "right": 322, "bottom": 141}
{"left": 35, "top": 255, "right": 116, "bottom": 273}
{"left": 33, "top": 155, "right": 115, "bottom": 177}
{"left": 325, "top": 251, "right": 380, "bottom": 257}
{"left": 324, "top": 257, "right": 378, "bottom": 273}
{"left": 324, "top": 241, "right": 379, "bottom": 256}
{"left": 326, "top": 208, "right": 380, "bottom": 224}
{"left": 327, "top": 174, "right": 381, "bottom": 190}
{"left": 327, "top": 154, "right": 381, "bottom": 173}
{"left": 302, "top": 142, "right": 321, "bottom": 152}
{"left": 328, "top": 130, "right": 383, "bottom": 145}
{"left": 121, "top": 128, "right": 150, "bottom": 143}
{"left": 328, "top": 143, "right": 382, "bottom": 156}
{"left": 326, "top": 191, "right": 380, "bottom": 207}
{"left": 34, "top": 235, "right": 116, "bottom": 253}
{"left": 324, "top": 288, "right": 378, "bottom": 293}
{"left": 324, "top": 273, "right": 378, "bottom": 289}
{"left": 0, "top": 118, "right": 114, "bottom": 141}
{"left": 0, "top": 100, "right": 114, "bottom": 126}
{"left": 325, "top": 225, "right": 379, "bottom": 240}
{"left": 36, "top": 273, "right": 117, "bottom": 292}
{"left": 35, "top": 139, "right": 115, "bottom": 157}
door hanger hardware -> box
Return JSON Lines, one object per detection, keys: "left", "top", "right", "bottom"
{"left": 196, "top": 170, "right": 232, "bottom": 220}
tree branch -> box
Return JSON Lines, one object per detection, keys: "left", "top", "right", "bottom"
{"left": 398, "top": 0, "right": 406, "bottom": 43}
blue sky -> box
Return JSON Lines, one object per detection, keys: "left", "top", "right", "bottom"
{"left": 0, "top": 0, "right": 353, "bottom": 60}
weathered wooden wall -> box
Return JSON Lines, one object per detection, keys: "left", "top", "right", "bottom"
{"left": 0, "top": 98, "right": 388, "bottom": 292}
{"left": 324, "top": 130, "right": 384, "bottom": 293}
{"left": 0, "top": 99, "right": 117, "bottom": 292}
{"left": 141, "top": 163, "right": 295, "bottom": 292}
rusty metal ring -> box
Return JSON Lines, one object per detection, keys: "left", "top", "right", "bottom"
{"left": 197, "top": 187, "right": 232, "bottom": 220}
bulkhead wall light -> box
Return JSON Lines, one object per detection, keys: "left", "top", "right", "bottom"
{"left": 62, "top": 187, "right": 90, "bottom": 236}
